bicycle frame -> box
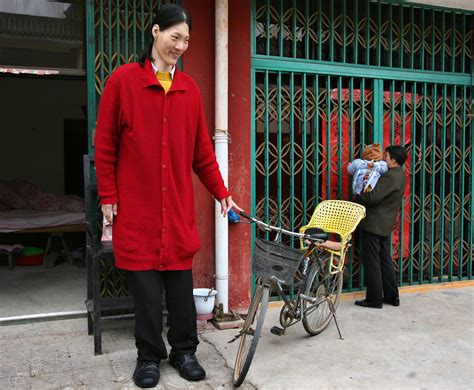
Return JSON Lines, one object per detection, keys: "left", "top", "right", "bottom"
{"left": 232, "top": 211, "right": 347, "bottom": 387}
{"left": 267, "top": 246, "right": 332, "bottom": 329}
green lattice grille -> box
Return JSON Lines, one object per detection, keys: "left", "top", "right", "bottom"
{"left": 254, "top": 0, "right": 472, "bottom": 73}
{"left": 384, "top": 81, "right": 472, "bottom": 284}
{"left": 92, "top": 0, "right": 174, "bottom": 96}
{"left": 253, "top": 73, "right": 473, "bottom": 290}
{"left": 254, "top": 72, "right": 377, "bottom": 287}
{"left": 251, "top": 1, "right": 473, "bottom": 292}
{"left": 254, "top": 73, "right": 375, "bottom": 224}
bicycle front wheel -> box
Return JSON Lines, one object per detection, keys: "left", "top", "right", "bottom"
{"left": 233, "top": 280, "right": 270, "bottom": 387}
{"left": 302, "top": 262, "right": 343, "bottom": 336}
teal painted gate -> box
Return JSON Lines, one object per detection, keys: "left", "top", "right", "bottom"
{"left": 251, "top": 0, "right": 473, "bottom": 291}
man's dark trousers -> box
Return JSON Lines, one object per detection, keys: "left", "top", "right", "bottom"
{"left": 361, "top": 229, "right": 399, "bottom": 303}
{"left": 127, "top": 270, "right": 198, "bottom": 363}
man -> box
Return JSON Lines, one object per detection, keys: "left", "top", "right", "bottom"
{"left": 354, "top": 145, "right": 408, "bottom": 309}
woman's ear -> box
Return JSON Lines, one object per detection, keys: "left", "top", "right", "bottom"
{"left": 152, "top": 24, "right": 160, "bottom": 39}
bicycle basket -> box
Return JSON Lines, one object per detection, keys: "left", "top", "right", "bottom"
{"left": 252, "top": 238, "right": 304, "bottom": 285}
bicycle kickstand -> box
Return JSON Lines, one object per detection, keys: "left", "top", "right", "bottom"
{"left": 328, "top": 301, "right": 344, "bottom": 340}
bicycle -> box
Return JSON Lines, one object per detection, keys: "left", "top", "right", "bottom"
{"left": 232, "top": 200, "right": 366, "bottom": 387}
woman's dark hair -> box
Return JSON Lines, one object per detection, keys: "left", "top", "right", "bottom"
{"left": 139, "top": 4, "right": 192, "bottom": 66}
{"left": 385, "top": 145, "right": 408, "bottom": 166}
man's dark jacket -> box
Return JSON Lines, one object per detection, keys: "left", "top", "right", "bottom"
{"left": 356, "top": 167, "right": 406, "bottom": 237}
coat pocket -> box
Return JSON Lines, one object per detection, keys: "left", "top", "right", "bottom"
{"left": 112, "top": 216, "right": 139, "bottom": 252}
{"left": 175, "top": 220, "right": 201, "bottom": 257}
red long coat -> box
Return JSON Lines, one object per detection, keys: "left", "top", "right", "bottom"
{"left": 94, "top": 59, "right": 229, "bottom": 271}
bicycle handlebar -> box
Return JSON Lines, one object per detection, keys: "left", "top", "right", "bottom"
{"left": 238, "top": 211, "right": 328, "bottom": 243}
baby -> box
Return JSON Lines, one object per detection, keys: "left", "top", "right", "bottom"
{"left": 347, "top": 143, "right": 388, "bottom": 195}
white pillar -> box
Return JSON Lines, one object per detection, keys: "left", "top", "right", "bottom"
{"left": 214, "top": 0, "right": 229, "bottom": 313}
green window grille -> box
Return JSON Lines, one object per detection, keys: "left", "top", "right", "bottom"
{"left": 254, "top": 0, "right": 471, "bottom": 72}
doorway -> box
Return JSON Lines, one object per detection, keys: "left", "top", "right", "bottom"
{"left": 0, "top": 0, "right": 88, "bottom": 321}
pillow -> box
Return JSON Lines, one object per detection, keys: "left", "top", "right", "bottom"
{"left": 0, "top": 181, "right": 29, "bottom": 210}
{"left": 60, "top": 195, "right": 85, "bottom": 213}
{"left": 10, "top": 179, "right": 42, "bottom": 210}
{"left": 12, "top": 179, "right": 64, "bottom": 211}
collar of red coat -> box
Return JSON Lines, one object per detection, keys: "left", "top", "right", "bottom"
{"left": 141, "top": 58, "right": 189, "bottom": 92}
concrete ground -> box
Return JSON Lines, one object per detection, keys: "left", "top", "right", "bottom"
{"left": 0, "top": 262, "right": 86, "bottom": 318}
{"left": 0, "top": 286, "right": 472, "bottom": 389}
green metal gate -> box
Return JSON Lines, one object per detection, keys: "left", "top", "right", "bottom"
{"left": 251, "top": 0, "right": 473, "bottom": 291}
{"left": 86, "top": 0, "right": 176, "bottom": 153}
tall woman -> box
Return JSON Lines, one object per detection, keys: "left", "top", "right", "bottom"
{"left": 94, "top": 4, "right": 239, "bottom": 387}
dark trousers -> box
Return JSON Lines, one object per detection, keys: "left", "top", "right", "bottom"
{"left": 127, "top": 270, "right": 198, "bottom": 363}
{"left": 360, "top": 229, "right": 399, "bottom": 303}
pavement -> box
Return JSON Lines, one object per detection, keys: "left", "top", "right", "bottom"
{"left": 0, "top": 285, "right": 473, "bottom": 389}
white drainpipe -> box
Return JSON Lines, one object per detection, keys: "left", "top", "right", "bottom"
{"left": 214, "top": 0, "right": 229, "bottom": 313}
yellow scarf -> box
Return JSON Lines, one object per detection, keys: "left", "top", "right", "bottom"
{"left": 156, "top": 71, "right": 172, "bottom": 94}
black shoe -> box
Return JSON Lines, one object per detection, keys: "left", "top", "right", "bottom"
{"left": 169, "top": 351, "right": 206, "bottom": 381}
{"left": 133, "top": 361, "right": 160, "bottom": 388}
{"left": 383, "top": 297, "right": 400, "bottom": 306}
{"left": 355, "top": 299, "right": 383, "bottom": 309}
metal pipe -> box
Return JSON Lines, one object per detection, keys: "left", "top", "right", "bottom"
{"left": 215, "top": 0, "right": 229, "bottom": 313}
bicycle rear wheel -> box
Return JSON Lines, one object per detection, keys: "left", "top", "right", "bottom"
{"left": 233, "top": 280, "right": 270, "bottom": 387}
{"left": 302, "top": 260, "right": 343, "bottom": 336}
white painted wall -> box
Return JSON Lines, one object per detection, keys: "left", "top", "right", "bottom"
{"left": 0, "top": 77, "right": 86, "bottom": 194}
{"left": 405, "top": 0, "right": 474, "bottom": 11}
{"left": 0, "top": 0, "right": 70, "bottom": 18}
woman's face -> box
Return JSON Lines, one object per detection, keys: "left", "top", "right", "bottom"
{"left": 152, "top": 22, "right": 189, "bottom": 69}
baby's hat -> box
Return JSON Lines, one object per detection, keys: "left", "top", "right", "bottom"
{"left": 361, "top": 143, "right": 383, "bottom": 161}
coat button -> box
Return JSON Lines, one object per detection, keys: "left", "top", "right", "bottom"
{"left": 163, "top": 118, "right": 167, "bottom": 123}
{"left": 162, "top": 186, "right": 167, "bottom": 191}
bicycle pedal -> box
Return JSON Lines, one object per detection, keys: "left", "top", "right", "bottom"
{"left": 270, "top": 326, "right": 285, "bottom": 336}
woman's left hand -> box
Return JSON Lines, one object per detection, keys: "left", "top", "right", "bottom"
{"left": 220, "top": 195, "right": 243, "bottom": 217}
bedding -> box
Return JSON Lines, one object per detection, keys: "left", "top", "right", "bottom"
{"left": 0, "top": 179, "right": 85, "bottom": 233}
{"left": 0, "top": 209, "right": 85, "bottom": 233}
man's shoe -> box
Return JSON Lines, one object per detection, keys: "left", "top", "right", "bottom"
{"left": 383, "top": 297, "right": 400, "bottom": 306}
{"left": 355, "top": 299, "right": 383, "bottom": 309}
{"left": 169, "top": 351, "right": 206, "bottom": 381}
{"left": 133, "top": 361, "right": 160, "bottom": 388}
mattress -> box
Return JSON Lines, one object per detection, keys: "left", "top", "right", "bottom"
{"left": 0, "top": 210, "right": 85, "bottom": 233}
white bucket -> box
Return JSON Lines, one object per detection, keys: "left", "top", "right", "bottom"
{"left": 193, "top": 288, "right": 218, "bottom": 315}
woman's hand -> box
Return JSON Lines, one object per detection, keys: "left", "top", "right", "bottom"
{"left": 101, "top": 204, "right": 117, "bottom": 224}
{"left": 220, "top": 195, "right": 243, "bottom": 218}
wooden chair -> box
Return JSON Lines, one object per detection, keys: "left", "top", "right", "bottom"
{"left": 83, "top": 155, "right": 134, "bottom": 355}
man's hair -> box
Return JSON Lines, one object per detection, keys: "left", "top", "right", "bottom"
{"left": 385, "top": 145, "right": 408, "bottom": 166}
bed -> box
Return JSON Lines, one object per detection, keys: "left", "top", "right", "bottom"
{"left": 0, "top": 210, "right": 85, "bottom": 233}
{"left": 0, "top": 179, "right": 86, "bottom": 268}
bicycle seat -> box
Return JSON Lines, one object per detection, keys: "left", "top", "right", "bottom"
{"left": 304, "top": 228, "right": 329, "bottom": 242}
